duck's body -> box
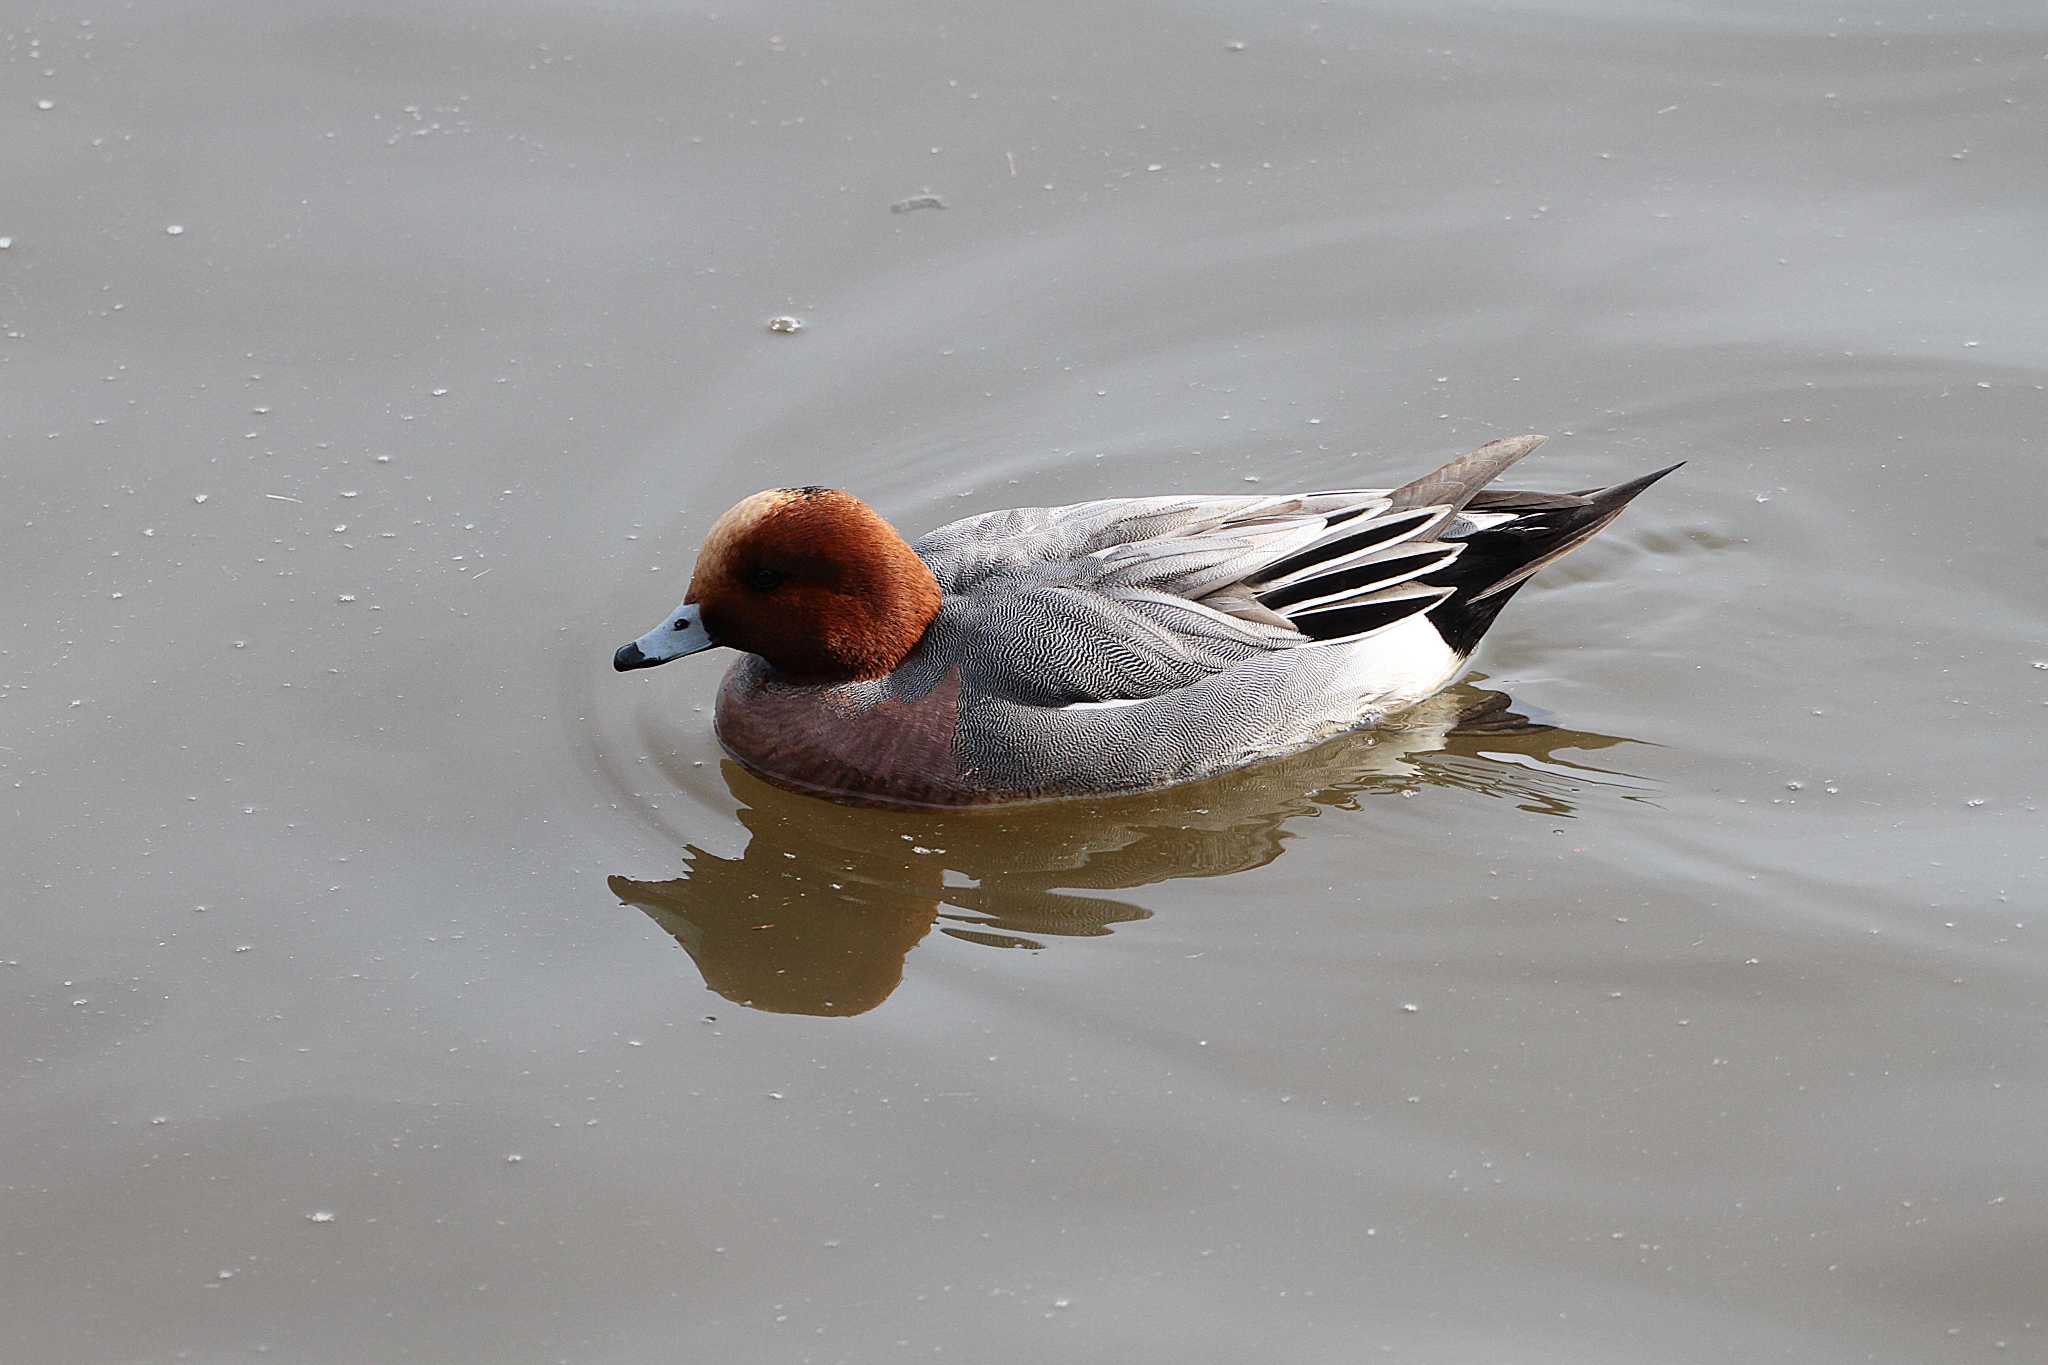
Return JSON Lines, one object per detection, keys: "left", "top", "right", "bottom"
{"left": 615, "top": 436, "right": 1676, "bottom": 807}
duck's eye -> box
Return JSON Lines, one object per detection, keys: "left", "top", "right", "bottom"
{"left": 743, "top": 566, "right": 786, "bottom": 592}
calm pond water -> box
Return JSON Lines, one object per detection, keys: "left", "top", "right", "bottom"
{"left": 6, "top": 2, "right": 2044, "bottom": 1361}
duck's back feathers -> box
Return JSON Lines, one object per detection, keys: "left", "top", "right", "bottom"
{"left": 915, "top": 437, "right": 1676, "bottom": 684}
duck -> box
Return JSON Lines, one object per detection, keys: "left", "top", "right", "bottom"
{"left": 612, "top": 435, "right": 1677, "bottom": 808}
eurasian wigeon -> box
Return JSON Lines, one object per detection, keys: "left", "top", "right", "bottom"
{"left": 613, "top": 435, "right": 1677, "bottom": 807}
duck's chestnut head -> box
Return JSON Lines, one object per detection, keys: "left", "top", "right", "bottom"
{"left": 614, "top": 487, "right": 941, "bottom": 682}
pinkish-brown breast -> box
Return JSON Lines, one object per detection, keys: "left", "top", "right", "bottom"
{"left": 713, "top": 659, "right": 994, "bottom": 808}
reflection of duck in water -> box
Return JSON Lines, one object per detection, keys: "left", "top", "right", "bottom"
{"left": 608, "top": 685, "right": 1646, "bottom": 1017}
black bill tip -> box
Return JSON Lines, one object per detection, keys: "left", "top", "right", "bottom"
{"left": 613, "top": 641, "right": 659, "bottom": 672}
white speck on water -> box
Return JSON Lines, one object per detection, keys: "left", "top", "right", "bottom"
{"left": 150, "top": 1115, "right": 169, "bottom": 1125}
{"left": 0, "top": 237, "right": 12, "bottom": 249}
{"left": 1052, "top": 1297, "right": 1072, "bottom": 1310}
{"left": 36, "top": 98, "right": 55, "bottom": 111}
{"left": 375, "top": 454, "right": 392, "bottom": 463}
{"left": 192, "top": 493, "right": 209, "bottom": 504}
{"left": 1226, "top": 40, "right": 1246, "bottom": 51}
{"left": 165, "top": 223, "right": 185, "bottom": 236}
{"left": 1966, "top": 798, "right": 1987, "bottom": 808}
{"left": 333, "top": 524, "right": 348, "bottom": 533}
{"left": 233, "top": 944, "right": 252, "bottom": 953}
{"left": 337, "top": 594, "right": 357, "bottom": 603}
{"left": 1785, "top": 780, "right": 1803, "bottom": 791}
{"left": 339, "top": 489, "right": 360, "bottom": 498}
{"left": 1399, "top": 1002, "right": 1420, "bottom": 1013}
{"left": 431, "top": 387, "right": 449, "bottom": 397}
{"left": 305, "top": 1210, "right": 335, "bottom": 1224}
{"left": 505, "top": 1153, "right": 523, "bottom": 1163}
{"left": 766, "top": 315, "right": 804, "bottom": 334}
{"left": 216, "top": 1269, "right": 235, "bottom": 1281}
{"left": 767, "top": 1091, "right": 786, "bottom": 1100}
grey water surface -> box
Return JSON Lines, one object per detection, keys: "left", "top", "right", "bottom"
{"left": 5, "top": 2, "right": 2045, "bottom": 1362}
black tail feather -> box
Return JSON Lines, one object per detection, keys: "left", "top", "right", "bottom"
{"left": 1425, "top": 462, "right": 1681, "bottom": 656}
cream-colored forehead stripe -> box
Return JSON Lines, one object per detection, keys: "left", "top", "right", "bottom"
{"left": 697, "top": 488, "right": 802, "bottom": 570}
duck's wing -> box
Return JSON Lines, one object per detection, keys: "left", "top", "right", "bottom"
{"left": 915, "top": 488, "right": 1382, "bottom": 594}
{"left": 919, "top": 447, "right": 1560, "bottom": 709}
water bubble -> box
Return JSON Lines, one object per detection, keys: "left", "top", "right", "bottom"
{"left": 0, "top": 237, "right": 12, "bottom": 249}
{"left": 36, "top": 98, "right": 55, "bottom": 111}
{"left": 192, "top": 492, "right": 210, "bottom": 504}
{"left": 765, "top": 316, "right": 804, "bottom": 334}
{"left": 1398, "top": 1002, "right": 1420, "bottom": 1013}
{"left": 304, "top": 1210, "right": 335, "bottom": 1224}
{"left": 165, "top": 224, "right": 185, "bottom": 236}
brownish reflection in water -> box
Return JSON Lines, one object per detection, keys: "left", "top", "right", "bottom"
{"left": 608, "top": 685, "right": 1646, "bottom": 1017}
